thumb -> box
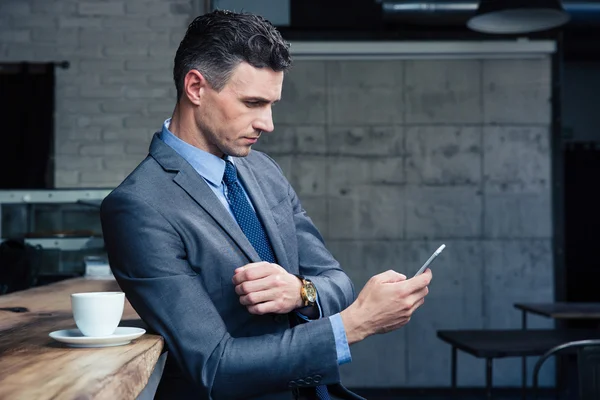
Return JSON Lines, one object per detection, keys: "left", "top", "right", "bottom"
{"left": 376, "top": 269, "right": 407, "bottom": 283}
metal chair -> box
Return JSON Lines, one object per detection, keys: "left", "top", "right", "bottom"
{"left": 533, "top": 339, "right": 600, "bottom": 400}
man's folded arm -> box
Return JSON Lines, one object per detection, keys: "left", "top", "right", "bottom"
{"left": 100, "top": 192, "right": 340, "bottom": 399}
{"left": 259, "top": 151, "right": 356, "bottom": 317}
{"left": 290, "top": 187, "right": 356, "bottom": 317}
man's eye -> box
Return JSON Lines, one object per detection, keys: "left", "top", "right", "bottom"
{"left": 245, "top": 101, "right": 260, "bottom": 107}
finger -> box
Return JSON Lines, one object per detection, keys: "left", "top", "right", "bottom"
{"left": 239, "top": 289, "right": 277, "bottom": 306}
{"left": 235, "top": 276, "right": 272, "bottom": 295}
{"left": 394, "top": 298, "right": 425, "bottom": 330}
{"left": 233, "top": 261, "right": 270, "bottom": 275}
{"left": 405, "top": 270, "right": 432, "bottom": 292}
{"left": 405, "top": 286, "right": 429, "bottom": 306}
{"left": 232, "top": 262, "right": 275, "bottom": 285}
{"left": 247, "top": 301, "right": 277, "bottom": 315}
{"left": 409, "top": 297, "right": 426, "bottom": 314}
{"left": 420, "top": 268, "right": 433, "bottom": 282}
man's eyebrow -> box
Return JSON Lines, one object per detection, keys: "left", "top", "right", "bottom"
{"left": 242, "top": 96, "right": 280, "bottom": 104}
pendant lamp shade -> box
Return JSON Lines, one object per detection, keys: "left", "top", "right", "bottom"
{"left": 467, "top": 0, "right": 571, "bottom": 34}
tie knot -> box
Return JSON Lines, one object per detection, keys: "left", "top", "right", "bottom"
{"left": 223, "top": 160, "right": 238, "bottom": 185}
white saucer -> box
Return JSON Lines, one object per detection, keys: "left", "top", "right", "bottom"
{"left": 49, "top": 327, "right": 146, "bottom": 348}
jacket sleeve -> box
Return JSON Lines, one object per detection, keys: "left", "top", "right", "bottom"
{"left": 260, "top": 152, "right": 357, "bottom": 317}
{"left": 289, "top": 182, "right": 356, "bottom": 317}
{"left": 100, "top": 191, "right": 340, "bottom": 400}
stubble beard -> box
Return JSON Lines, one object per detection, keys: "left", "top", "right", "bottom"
{"left": 206, "top": 129, "right": 252, "bottom": 158}
{"left": 196, "top": 118, "right": 251, "bottom": 158}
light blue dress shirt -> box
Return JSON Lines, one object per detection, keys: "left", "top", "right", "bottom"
{"left": 159, "top": 119, "right": 351, "bottom": 365}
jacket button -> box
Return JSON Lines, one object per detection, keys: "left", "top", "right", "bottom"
{"left": 314, "top": 375, "right": 322, "bottom": 383}
{"left": 305, "top": 377, "right": 313, "bottom": 385}
{"left": 288, "top": 381, "right": 297, "bottom": 388}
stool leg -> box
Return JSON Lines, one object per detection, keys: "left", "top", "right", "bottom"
{"left": 522, "top": 310, "right": 528, "bottom": 400}
{"left": 486, "top": 358, "right": 493, "bottom": 400}
{"left": 522, "top": 356, "right": 527, "bottom": 400}
{"left": 451, "top": 346, "right": 457, "bottom": 398}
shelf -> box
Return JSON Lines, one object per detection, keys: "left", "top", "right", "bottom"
{"left": 0, "top": 190, "right": 111, "bottom": 204}
{"left": 0, "top": 237, "right": 104, "bottom": 251}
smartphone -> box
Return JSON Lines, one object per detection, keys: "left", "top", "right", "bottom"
{"left": 413, "top": 244, "right": 446, "bottom": 277}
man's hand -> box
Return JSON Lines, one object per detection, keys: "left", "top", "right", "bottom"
{"left": 232, "top": 262, "right": 303, "bottom": 315}
{"left": 340, "top": 269, "right": 432, "bottom": 345}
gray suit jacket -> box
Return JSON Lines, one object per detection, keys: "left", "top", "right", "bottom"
{"left": 100, "top": 134, "right": 358, "bottom": 399}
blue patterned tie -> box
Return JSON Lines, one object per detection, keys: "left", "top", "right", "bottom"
{"left": 222, "top": 161, "right": 330, "bottom": 400}
{"left": 223, "top": 160, "right": 276, "bottom": 263}
{"left": 315, "top": 385, "right": 331, "bottom": 400}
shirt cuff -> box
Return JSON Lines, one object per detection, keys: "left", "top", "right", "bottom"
{"left": 294, "top": 290, "right": 324, "bottom": 321}
{"left": 329, "top": 313, "right": 352, "bottom": 365}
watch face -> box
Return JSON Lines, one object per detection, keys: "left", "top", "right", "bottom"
{"left": 306, "top": 283, "right": 317, "bottom": 303}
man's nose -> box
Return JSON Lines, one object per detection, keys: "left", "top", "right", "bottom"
{"left": 254, "top": 107, "right": 274, "bottom": 133}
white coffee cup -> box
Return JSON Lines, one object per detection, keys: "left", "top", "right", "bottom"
{"left": 71, "top": 292, "right": 125, "bottom": 337}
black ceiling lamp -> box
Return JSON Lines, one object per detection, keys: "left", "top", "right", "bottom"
{"left": 467, "top": 0, "right": 571, "bottom": 34}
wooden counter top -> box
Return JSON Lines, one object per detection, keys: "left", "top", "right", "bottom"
{"left": 0, "top": 278, "right": 164, "bottom": 400}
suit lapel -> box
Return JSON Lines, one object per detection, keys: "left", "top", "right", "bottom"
{"left": 173, "top": 168, "right": 262, "bottom": 263}
{"left": 235, "top": 157, "right": 290, "bottom": 271}
{"left": 149, "top": 134, "right": 261, "bottom": 263}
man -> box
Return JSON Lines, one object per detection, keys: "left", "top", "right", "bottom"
{"left": 101, "top": 10, "right": 432, "bottom": 400}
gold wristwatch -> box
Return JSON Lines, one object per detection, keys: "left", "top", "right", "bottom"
{"left": 295, "top": 275, "right": 317, "bottom": 307}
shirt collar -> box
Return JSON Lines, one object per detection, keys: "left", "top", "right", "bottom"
{"left": 159, "top": 118, "right": 230, "bottom": 187}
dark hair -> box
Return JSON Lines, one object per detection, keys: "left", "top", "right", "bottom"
{"left": 173, "top": 10, "right": 292, "bottom": 100}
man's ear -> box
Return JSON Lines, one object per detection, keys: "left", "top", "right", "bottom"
{"left": 183, "top": 69, "right": 208, "bottom": 106}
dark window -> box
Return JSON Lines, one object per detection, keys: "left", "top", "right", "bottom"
{"left": 0, "top": 62, "right": 56, "bottom": 189}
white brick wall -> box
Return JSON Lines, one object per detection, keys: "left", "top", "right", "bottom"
{"left": 0, "top": 0, "right": 196, "bottom": 188}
